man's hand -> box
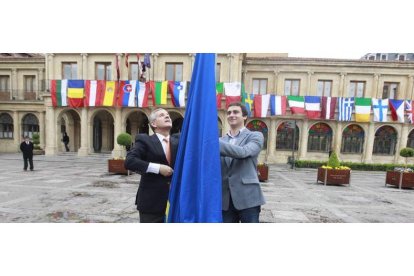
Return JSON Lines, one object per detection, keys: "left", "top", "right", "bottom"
{"left": 159, "top": 164, "right": 174, "bottom": 176}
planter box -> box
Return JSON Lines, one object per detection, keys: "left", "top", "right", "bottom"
{"left": 108, "top": 159, "right": 128, "bottom": 175}
{"left": 385, "top": 171, "right": 414, "bottom": 189}
{"left": 317, "top": 168, "right": 351, "bottom": 186}
{"left": 33, "top": 149, "right": 45, "bottom": 155}
{"left": 257, "top": 164, "right": 269, "bottom": 182}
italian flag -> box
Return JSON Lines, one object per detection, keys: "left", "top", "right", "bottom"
{"left": 216, "top": 82, "right": 224, "bottom": 109}
{"left": 355, "top": 97, "right": 371, "bottom": 122}
{"left": 287, "top": 96, "right": 305, "bottom": 114}
{"left": 253, "top": 94, "right": 270, "bottom": 118}
{"left": 50, "top": 79, "right": 68, "bottom": 107}
{"left": 154, "top": 81, "right": 168, "bottom": 105}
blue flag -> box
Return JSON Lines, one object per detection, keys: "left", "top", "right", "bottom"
{"left": 166, "top": 53, "right": 222, "bottom": 223}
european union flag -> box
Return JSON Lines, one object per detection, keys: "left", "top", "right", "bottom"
{"left": 166, "top": 54, "right": 222, "bottom": 222}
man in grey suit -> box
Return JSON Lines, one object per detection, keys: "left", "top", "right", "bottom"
{"left": 219, "top": 102, "right": 265, "bottom": 223}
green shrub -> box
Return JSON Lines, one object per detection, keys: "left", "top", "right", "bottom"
{"left": 117, "top": 133, "right": 132, "bottom": 148}
{"left": 32, "top": 132, "right": 41, "bottom": 150}
{"left": 327, "top": 152, "right": 340, "bottom": 168}
{"left": 295, "top": 159, "right": 414, "bottom": 171}
{"left": 400, "top": 148, "right": 414, "bottom": 158}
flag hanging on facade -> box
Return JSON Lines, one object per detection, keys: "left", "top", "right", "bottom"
{"left": 355, "top": 97, "right": 372, "bottom": 122}
{"left": 287, "top": 95, "right": 305, "bottom": 114}
{"left": 154, "top": 81, "right": 168, "bottom": 105}
{"left": 50, "top": 79, "right": 68, "bottom": 107}
{"left": 85, "top": 80, "right": 105, "bottom": 107}
{"left": 67, "top": 80, "right": 85, "bottom": 108}
{"left": 136, "top": 81, "right": 149, "bottom": 107}
{"left": 125, "top": 53, "right": 129, "bottom": 68}
{"left": 321, "top": 96, "right": 337, "bottom": 120}
{"left": 117, "top": 80, "right": 137, "bottom": 107}
{"left": 224, "top": 82, "right": 242, "bottom": 108}
{"left": 338, "top": 97, "right": 354, "bottom": 121}
{"left": 167, "top": 53, "right": 222, "bottom": 223}
{"left": 102, "top": 81, "right": 117, "bottom": 106}
{"left": 216, "top": 82, "right": 224, "bottom": 109}
{"left": 253, "top": 94, "right": 270, "bottom": 118}
{"left": 304, "top": 96, "right": 321, "bottom": 119}
{"left": 242, "top": 87, "right": 254, "bottom": 117}
{"left": 406, "top": 100, "right": 414, "bottom": 123}
{"left": 168, "top": 81, "right": 187, "bottom": 107}
{"left": 389, "top": 99, "right": 405, "bottom": 122}
{"left": 270, "top": 95, "right": 286, "bottom": 116}
{"left": 372, "top": 98, "right": 388, "bottom": 122}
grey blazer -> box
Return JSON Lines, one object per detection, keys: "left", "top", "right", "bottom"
{"left": 219, "top": 129, "right": 266, "bottom": 211}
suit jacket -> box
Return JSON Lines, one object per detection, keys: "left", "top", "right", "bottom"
{"left": 125, "top": 133, "right": 179, "bottom": 213}
{"left": 219, "top": 129, "right": 266, "bottom": 211}
{"left": 20, "top": 141, "right": 34, "bottom": 157}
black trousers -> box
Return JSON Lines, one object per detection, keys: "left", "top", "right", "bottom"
{"left": 139, "top": 211, "right": 165, "bottom": 223}
{"left": 64, "top": 143, "right": 69, "bottom": 152}
{"left": 23, "top": 155, "right": 33, "bottom": 170}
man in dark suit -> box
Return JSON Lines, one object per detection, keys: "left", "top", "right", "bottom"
{"left": 20, "top": 136, "right": 34, "bottom": 171}
{"left": 125, "top": 108, "right": 179, "bottom": 223}
{"left": 219, "top": 102, "right": 265, "bottom": 223}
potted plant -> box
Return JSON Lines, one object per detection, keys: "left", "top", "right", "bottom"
{"left": 317, "top": 152, "right": 351, "bottom": 186}
{"left": 108, "top": 132, "right": 132, "bottom": 175}
{"left": 385, "top": 147, "right": 414, "bottom": 189}
{"left": 32, "top": 132, "right": 45, "bottom": 155}
{"left": 257, "top": 163, "right": 269, "bottom": 182}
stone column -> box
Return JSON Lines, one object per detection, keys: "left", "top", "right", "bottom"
{"left": 406, "top": 75, "right": 414, "bottom": 100}
{"left": 38, "top": 111, "right": 45, "bottom": 150}
{"left": 37, "top": 68, "right": 44, "bottom": 99}
{"left": 396, "top": 124, "right": 408, "bottom": 163}
{"left": 44, "top": 95, "right": 57, "bottom": 155}
{"left": 363, "top": 123, "right": 375, "bottom": 163}
{"left": 227, "top": 53, "right": 233, "bottom": 82}
{"left": 334, "top": 121, "right": 342, "bottom": 156}
{"left": 298, "top": 119, "right": 308, "bottom": 159}
{"left": 78, "top": 108, "right": 89, "bottom": 156}
{"left": 339, "top": 72, "right": 346, "bottom": 97}
{"left": 13, "top": 111, "right": 20, "bottom": 148}
{"left": 11, "top": 69, "right": 19, "bottom": 100}
{"left": 373, "top": 73, "right": 380, "bottom": 98}
{"left": 375, "top": 74, "right": 382, "bottom": 98}
{"left": 242, "top": 69, "right": 247, "bottom": 90}
{"left": 189, "top": 53, "right": 195, "bottom": 79}
{"left": 307, "top": 71, "right": 313, "bottom": 95}
{"left": 81, "top": 53, "right": 88, "bottom": 80}
{"left": 112, "top": 108, "right": 123, "bottom": 158}
{"left": 47, "top": 54, "right": 55, "bottom": 83}
{"left": 267, "top": 118, "right": 277, "bottom": 161}
{"left": 273, "top": 70, "right": 279, "bottom": 94}
{"left": 151, "top": 53, "right": 158, "bottom": 81}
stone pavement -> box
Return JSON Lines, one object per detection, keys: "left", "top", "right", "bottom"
{"left": 1, "top": 153, "right": 414, "bottom": 222}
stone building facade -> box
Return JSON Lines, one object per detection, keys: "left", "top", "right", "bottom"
{"left": 1, "top": 53, "right": 414, "bottom": 164}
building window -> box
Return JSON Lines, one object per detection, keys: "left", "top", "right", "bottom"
{"left": 317, "top": 80, "right": 332, "bottom": 96}
{"left": 341, "top": 124, "right": 364, "bottom": 154}
{"left": 284, "top": 79, "right": 300, "bottom": 96}
{"left": 0, "top": 76, "right": 10, "bottom": 92}
{"left": 398, "top": 54, "right": 406, "bottom": 61}
{"left": 307, "top": 122, "right": 332, "bottom": 152}
{"left": 0, "top": 113, "right": 13, "bottom": 139}
{"left": 96, "top": 63, "right": 112, "bottom": 80}
{"left": 276, "top": 122, "right": 299, "bottom": 150}
{"left": 252, "top": 78, "right": 268, "bottom": 95}
{"left": 368, "top": 56, "right": 375, "bottom": 60}
{"left": 246, "top": 120, "right": 268, "bottom": 149}
{"left": 348, "top": 81, "right": 365, "bottom": 97}
{"left": 130, "top": 62, "right": 139, "bottom": 80}
{"left": 24, "top": 75, "right": 35, "bottom": 92}
{"left": 407, "top": 129, "right": 414, "bottom": 148}
{"left": 216, "top": 63, "right": 221, "bottom": 82}
{"left": 166, "top": 63, "right": 183, "bottom": 81}
{"left": 382, "top": 82, "right": 399, "bottom": 99}
{"left": 381, "top": 54, "right": 387, "bottom": 61}
{"left": 22, "top": 113, "right": 39, "bottom": 139}
{"left": 62, "top": 63, "right": 78, "bottom": 79}
{"left": 373, "top": 126, "right": 397, "bottom": 155}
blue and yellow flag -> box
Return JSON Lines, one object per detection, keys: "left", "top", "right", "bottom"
{"left": 166, "top": 54, "right": 222, "bottom": 223}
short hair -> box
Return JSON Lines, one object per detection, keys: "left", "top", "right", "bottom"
{"left": 148, "top": 108, "right": 168, "bottom": 132}
{"left": 228, "top": 102, "right": 248, "bottom": 117}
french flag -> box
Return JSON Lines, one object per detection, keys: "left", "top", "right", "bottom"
{"left": 304, "top": 96, "right": 321, "bottom": 119}
{"left": 321, "top": 97, "right": 337, "bottom": 120}
{"left": 253, "top": 94, "right": 270, "bottom": 118}
{"left": 118, "top": 80, "right": 137, "bottom": 107}
{"left": 270, "top": 95, "right": 286, "bottom": 116}
{"left": 168, "top": 81, "right": 187, "bottom": 107}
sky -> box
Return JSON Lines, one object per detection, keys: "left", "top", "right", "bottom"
{"left": 2, "top": 1, "right": 413, "bottom": 59}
